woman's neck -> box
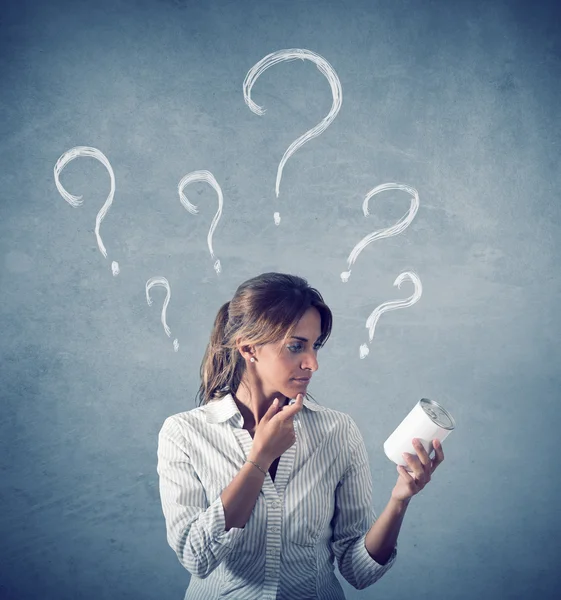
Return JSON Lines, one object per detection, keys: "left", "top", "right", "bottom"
{"left": 232, "top": 388, "right": 289, "bottom": 429}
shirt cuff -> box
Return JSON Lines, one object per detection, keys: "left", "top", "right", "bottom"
{"left": 205, "top": 494, "right": 246, "bottom": 547}
{"left": 354, "top": 532, "right": 398, "bottom": 586}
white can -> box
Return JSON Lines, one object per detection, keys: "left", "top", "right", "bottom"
{"left": 383, "top": 398, "right": 456, "bottom": 472}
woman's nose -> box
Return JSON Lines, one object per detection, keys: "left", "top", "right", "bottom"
{"left": 303, "top": 353, "right": 318, "bottom": 371}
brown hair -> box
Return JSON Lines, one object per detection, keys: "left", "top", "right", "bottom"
{"left": 195, "top": 272, "right": 333, "bottom": 406}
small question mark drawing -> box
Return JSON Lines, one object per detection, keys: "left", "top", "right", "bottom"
{"left": 53, "top": 146, "right": 120, "bottom": 276}
{"left": 243, "top": 48, "right": 343, "bottom": 225}
{"left": 146, "top": 276, "right": 179, "bottom": 352}
{"left": 178, "top": 170, "right": 223, "bottom": 275}
{"left": 360, "top": 271, "right": 422, "bottom": 359}
{"left": 341, "top": 183, "right": 419, "bottom": 283}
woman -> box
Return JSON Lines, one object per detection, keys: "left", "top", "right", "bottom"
{"left": 157, "top": 272, "right": 444, "bottom": 600}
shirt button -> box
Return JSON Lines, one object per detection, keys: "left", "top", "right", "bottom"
{"left": 271, "top": 501, "right": 279, "bottom": 508}
{"left": 270, "top": 526, "right": 279, "bottom": 533}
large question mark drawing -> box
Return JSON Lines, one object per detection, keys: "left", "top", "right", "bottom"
{"left": 146, "top": 276, "right": 179, "bottom": 352}
{"left": 341, "top": 182, "right": 420, "bottom": 283}
{"left": 53, "top": 146, "right": 120, "bottom": 276}
{"left": 360, "top": 271, "right": 422, "bottom": 359}
{"left": 243, "top": 48, "right": 343, "bottom": 225}
{"left": 178, "top": 170, "right": 223, "bottom": 275}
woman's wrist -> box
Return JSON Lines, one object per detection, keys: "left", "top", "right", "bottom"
{"left": 389, "top": 495, "right": 411, "bottom": 509}
{"left": 246, "top": 458, "right": 268, "bottom": 475}
{"left": 247, "top": 452, "right": 273, "bottom": 473}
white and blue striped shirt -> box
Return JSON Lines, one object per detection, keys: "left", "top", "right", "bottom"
{"left": 157, "top": 393, "right": 398, "bottom": 600}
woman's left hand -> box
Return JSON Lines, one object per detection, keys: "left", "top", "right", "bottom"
{"left": 391, "top": 438, "right": 445, "bottom": 502}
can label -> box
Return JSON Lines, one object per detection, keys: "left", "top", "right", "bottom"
{"left": 384, "top": 398, "right": 456, "bottom": 471}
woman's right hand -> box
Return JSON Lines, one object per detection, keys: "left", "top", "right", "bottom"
{"left": 250, "top": 393, "right": 304, "bottom": 466}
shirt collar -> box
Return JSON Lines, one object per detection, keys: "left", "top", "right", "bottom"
{"left": 204, "top": 392, "right": 323, "bottom": 425}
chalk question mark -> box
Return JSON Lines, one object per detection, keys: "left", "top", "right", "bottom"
{"left": 360, "top": 271, "right": 422, "bottom": 359}
{"left": 341, "top": 183, "right": 419, "bottom": 283}
{"left": 243, "top": 48, "right": 342, "bottom": 225}
{"left": 146, "top": 276, "right": 179, "bottom": 352}
{"left": 178, "top": 170, "right": 223, "bottom": 275}
{"left": 53, "top": 146, "right": 120, "bottom": 276}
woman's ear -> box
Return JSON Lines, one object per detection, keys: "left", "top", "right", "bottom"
{"left": 237, "top": 343, "right": 255, "bottom": 362}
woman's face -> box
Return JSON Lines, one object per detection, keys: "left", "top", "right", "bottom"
{"left": 253, "top": 306, "right": 323, "bottom": 400}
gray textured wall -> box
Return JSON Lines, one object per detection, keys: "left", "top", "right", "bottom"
{"left": 1, "top": 0, "right": 560, "bottom": 598}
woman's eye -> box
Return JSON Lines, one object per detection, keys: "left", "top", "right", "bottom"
{"left": 288, "top": 344, "right": 321, "bottom": 353}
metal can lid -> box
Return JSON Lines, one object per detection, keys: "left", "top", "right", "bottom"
{"left": 420, "top": 398, "right": 455, "bottom": 430}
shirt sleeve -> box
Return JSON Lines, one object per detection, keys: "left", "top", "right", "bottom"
{"left": 330, "top": 414, "right": 398, "bottom": 590}
{"left": 156, "top": 415, "right": 245, "bottom": 578}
